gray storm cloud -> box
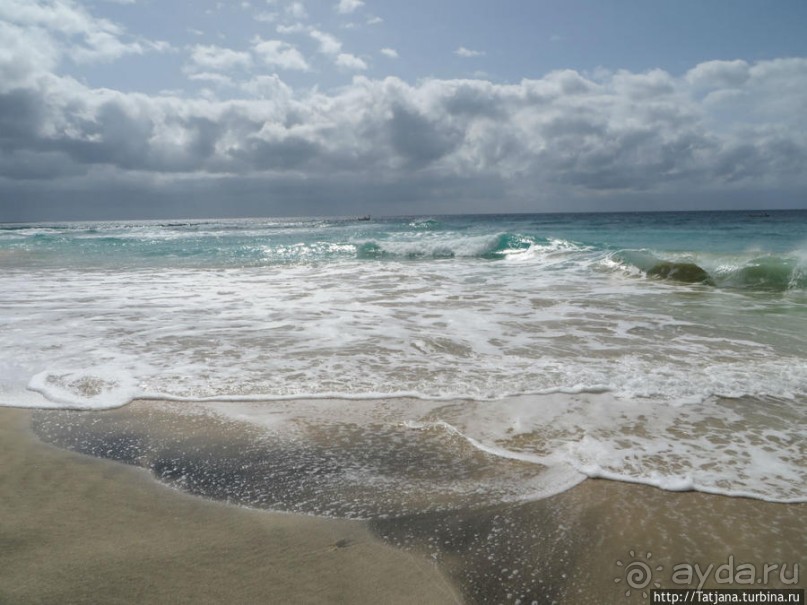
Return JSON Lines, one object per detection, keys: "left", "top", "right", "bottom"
{"left": 1, "top": 0, "right": 806, "bottom": 218}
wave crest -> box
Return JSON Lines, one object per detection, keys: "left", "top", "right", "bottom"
{"left": 354, "top": 233, "right": 583, "bottom": 261}
{"left": 715, "top": 255, "right": 806, "bottom": 291}
{"left": 613, "top": 250, "right": 806, "bottom": 292}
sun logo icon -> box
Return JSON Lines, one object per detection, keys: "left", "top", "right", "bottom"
{"left": 614, "top": 550, "right": 663, "bottom": 599}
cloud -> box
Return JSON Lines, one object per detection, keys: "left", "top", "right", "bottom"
{"left": 455, "top": 47, "right": 485, "bottom": 58}
{"left": 308, "top": 29, "right": 365, "bottom": 69}
{"left": 241, "top": 74, "right": 294, "bottom": 100}
{"left": 1, "top": 30, "right": 806, "bottom": 217}
{"left": 336, "top": 0, "right": 364, "bottom": 14}
{"left": 186, "top": 72, "right": 234, "bottom": 87}
{"left": 335, "top": 53, "right": 367, "bottom": 70}
{"left": 185, "top": 44, "right": 252, "bottom": 73}
{"left": 277, "top": 23, "right": 307, "bottom": 34}
{"left": 380, "top": 48, "right": 398, "bottom": 59}
{"left": 252, "top": 38, "right": 309, "bottom": 71}
{"left": 686, "top": 59, "right": 751, "bottom": 91}
{"left": 309, "top": 29, "right": 342, "bottom": 55}
{"left": 0, "top": 21, "right": 61, "bottom": 85}
{"left": 254, "top": 11, "right": 278, "bottom": 23}
{"left": 286, "top": 1, "right": 307, "bottom": 19}
{"left": 0, "top": 0, "right": 168, "bottom": 65}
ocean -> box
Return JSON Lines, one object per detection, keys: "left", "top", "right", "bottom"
{"left": 1, "top": 210, "right": 806, "bottom": 515}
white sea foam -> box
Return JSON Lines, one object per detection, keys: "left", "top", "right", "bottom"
{"left": 189, "top": 391, "right": 806, "bottom": 505}
{"left": 2, "top": 257, "right": 806, "bottom": 408}
{"left": 3, "top": 215, "right": 807, "bottom": 504}
{"left": 28, "top": 367, "right": 140, "bottom": 409}
{"left": 422, "top": 393, "right": 806, "bottom": 503}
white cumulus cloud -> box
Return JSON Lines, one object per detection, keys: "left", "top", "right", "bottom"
{"left": 337, "top": 0, "right": 364, "bottom": 14}
{"left": 186, "top": 44, "right": 252, "bottom": 73}
{"left": 309, "top": 29, "right": 342, "bottom": 55}
{"left": 0, "top": 0, "right": 168, "bottom": 65}
{"left": 455, "top": 47, "right": 485, "bottom": 58}
{"left": 335, "top": 52, "right": 367, "bottom": 70}
{"left": 1, "top": 22, "right": 806, "bottom": 216}
{"left": 252, "top": 38, "right": 309, "bottom": 71}
{"left": 277, "top": 23, "right": 307, "bottom": 34}
{"left": 286, "top": 1, "right": 307, "bottom": 19}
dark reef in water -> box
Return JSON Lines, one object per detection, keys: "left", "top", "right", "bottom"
{"left": 647, "top": 261, "right": 714, "bottom": 285}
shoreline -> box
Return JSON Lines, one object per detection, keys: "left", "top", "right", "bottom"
{"left": 4, "top": 401, "right": 806, "bottom": 604}
{"left": 0, "top": 406, "right": 461, "bottom": 604}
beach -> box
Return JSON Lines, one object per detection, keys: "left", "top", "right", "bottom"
{"left": 1, "top": 212, "right": 805, "bottom": 603}
{"left": 2, "top": 0, "right": 807, "bottom": 597}
{"left": 7, "top": 399, "right": 804, "bottom": 604}
{"left": 0, "top": 406, "right": 461, "bottom": 605}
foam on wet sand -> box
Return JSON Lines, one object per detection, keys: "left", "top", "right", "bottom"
{"left": 14, "top": 400, "right": 807, "bottom": 604}
{"left": 0, "top": 407, "right": 461, "bottom": 604}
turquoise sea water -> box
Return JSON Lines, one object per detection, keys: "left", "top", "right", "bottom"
{"left": 3, "top": 210, "right": 806, "bottom": 275}
{"left": 2, "top": 210, "right": 806, "bottom": 505}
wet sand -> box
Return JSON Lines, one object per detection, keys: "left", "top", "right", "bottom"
{"left": 373, "top": 480, "right": 805, "bottom": 603}
{"left": 7, "top": 402, "right": 806, "bottom": 604}
{"left": 0, "top": 407, "right": 461, "bottom": 605}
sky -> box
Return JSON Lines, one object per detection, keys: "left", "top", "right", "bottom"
{"left": 1, "top": 0, "right": 807, "bottom": 221}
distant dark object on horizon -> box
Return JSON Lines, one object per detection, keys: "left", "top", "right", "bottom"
{"left": 747, "top": 212, "right": 770, "bottom": 218}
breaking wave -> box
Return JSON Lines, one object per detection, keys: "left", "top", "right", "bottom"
{"left": 354, "top": 232, "right": 582, "bottom": 260}
{"left": 612, "top": 249, "right": 807, "bottom": 291}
